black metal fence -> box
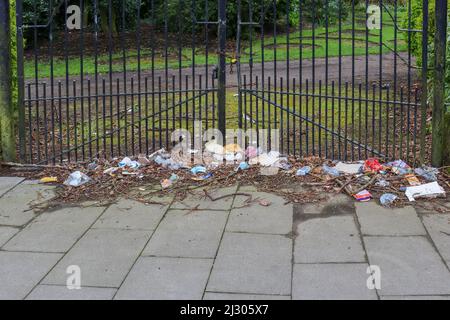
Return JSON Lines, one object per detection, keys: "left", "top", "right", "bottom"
{"left": 16, "top": 0, "right": 430, "bottom": 165}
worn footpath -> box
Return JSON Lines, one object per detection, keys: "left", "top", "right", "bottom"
{"left": 1, "top": 176, "right": 450, "bottom": 300}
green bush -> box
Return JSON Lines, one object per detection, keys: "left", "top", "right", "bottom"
{"left": 150, "top": 0, "right": 291, "bottom": 39}
{"left": 290, "top": 0, "right": 351, "bottom": 26}
{"left": 400, "top": 0, "right": 436, "bottom": 67}
{"left": 402, "top": 0, "right": 449, "bottom": 106}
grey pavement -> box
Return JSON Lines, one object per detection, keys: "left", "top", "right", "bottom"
{"left": 1, "top": 176, "right": 450, "bottom": 300}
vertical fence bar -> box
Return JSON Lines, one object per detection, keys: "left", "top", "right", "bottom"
{"left": 432, "top": 0, "right": 448, "bottom": 166}
{"left": 217, "top": 0, "right": 227, "bottom": 138}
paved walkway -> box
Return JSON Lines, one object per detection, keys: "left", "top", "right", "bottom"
{"left": 1, "top": 177, "right": 450, "bottom": 300}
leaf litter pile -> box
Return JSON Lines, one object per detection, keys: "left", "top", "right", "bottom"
{"left": 1, "top": 149, "right": 449, "bottom": 213}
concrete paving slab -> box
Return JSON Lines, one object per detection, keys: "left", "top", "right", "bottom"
{"left": 26, "top": 284, "right": 116, "bottom": 300}
{"left": 3, "top": 206, "right": 105, "bottom": 253}
{"left": 142, "top": 210, "right": 228, "bottom": 258}
{"left": 237, "top": 185, "right": 259, "bottom": 192}
{"left": 0, "top": 177, "right": 24, "bottom": 198}
{"left": 42, "top": 228, "right": 151, "bottom": 288}
{"left": 0, "top": 181, "right": 55, "bottom": 226}
{"left": 170, "top": 186, "right": 239, "bottom": 211}
{"left": 294, "top": 216, "right": 365, "bottom": 263}
{"left": 380, "top": 295, "right": 450, "bottom": 300}
{"left": 422, "top": 213, "right": 450, "bottom": 261}
{"left": 115, "top": 257, "right": 212, "bottom": 300}
{"left": 0, "top": 226, "right": 19, "bottom": 247}
{"left": 299, "top": 194, "right": 354, "bottom": 215}
{"left": 0, "top": 251, "right": 62, "bottom": 299}
{"left": 364, "top": 236, "right": 450, "bottom": 296}
{"left": 207, "top": 232, "right": 292, "bottom": 295}
{"left": 356, "top": 202, "right": 426, "bottom": 236}
{"left": 93, "top": 199, "right": 167, "bottom": 230}
{"left": 204, "top": 293, "right": 290, "bottom": 300}
{"left": 227, "top": 192, "right": 292, "bottom": 235}
{"left": 292, "top": 263, "right": 377, "bottom": 300}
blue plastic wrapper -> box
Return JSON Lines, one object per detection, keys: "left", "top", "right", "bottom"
{"left": 322, "top": 165, "right": 340, "bottom": 177}
{"left": 191, "top": 166, "right": 207, "bottom": 175}
{"left": 380, "top": 193, "right": 398, "bottom": 206}
{"left": 237, "top": 162, "right": 250, "bottom": 171}
{"left": 296, "top": 166, "right": 312, "bottom": 176}
{"left": 414, "top": 167, "right": 438, "bottom": 182}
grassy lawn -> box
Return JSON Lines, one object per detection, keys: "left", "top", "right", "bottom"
{"left": 24, "top": 7, "right": 407, "bottom": 80}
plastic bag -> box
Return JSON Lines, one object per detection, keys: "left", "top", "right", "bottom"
{"left": 64, "top": 171, "right": 91, "bottom": 187}
{"left": 296, "top": 166, "right": 312, "bottom": 176}
{"left": 236, "top": 162, "right": 250, "bottom": 171}
{"left": 380, "top": 193, "right": 398, "bottom": 206}
{"left": 191, "top": 166, "right": 207, "bottom": 175}
{"left": 414, "top": 166, "right": 438, "bottom": 182}
{"left": 322, "top": 165, "right": 340, "bottom": 177}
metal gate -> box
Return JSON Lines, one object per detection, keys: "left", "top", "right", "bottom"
{"left": 16, "top": 0, "right": 430, "bottom": 165}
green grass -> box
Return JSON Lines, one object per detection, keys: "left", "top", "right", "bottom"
{"left": 24, "top": 11, "right": 407, "bottom": 80}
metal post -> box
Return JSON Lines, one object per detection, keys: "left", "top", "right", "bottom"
{"left": 217, "top": 0, "right": 227, "bottom": 140}
{"left": 420, "top": 0, "right": 428, "bottom": 164}
{"left": 431, "top": 0, "right": 448, "bottom": 166}
{"left": 0, "top": 0, "right": 16, "bottom": 162}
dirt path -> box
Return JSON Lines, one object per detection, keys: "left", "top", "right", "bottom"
{"left": 27, "top": 52, "right": 416, "bottom": 100}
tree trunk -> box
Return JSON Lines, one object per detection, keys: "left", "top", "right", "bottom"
{"left": 99, "top": 7, "right": 118, "bottom": 36}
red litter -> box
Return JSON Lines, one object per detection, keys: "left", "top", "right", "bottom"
{"left": 363, "top": 158, "right": 383, "bottom": 173}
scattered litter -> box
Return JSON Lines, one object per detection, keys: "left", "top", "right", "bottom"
{"left": 322, "top": 165, "right": 340, "bottom": 177}
{"left": 363, "top": 158, "right": 383, "bottom": 173}
{"left": 161, "top": 173, "right": 180, "bottom": 189}
{"left": 161, "top": 179, "right": 173, "bottom": 189}
{"left": 296, "top": 166, "right": 312, "bottom": 176}
{"left": 375, "top": 179, "right": 389, "bottom": 187}
{"left": 64, "top": 171, "right": 91, "bottom": 187}
{"left": 103, "top": 167, "right": 119, "bottom": 176}
{"left": 118, "top": 157, "right": 140, "bottom": 169}
{"left": 40, "top": 177, "right": 58, "bottom": 183}
{"left": 258, "top": 199, "right": 271, "bottom": 207}
{"left": 224, "top": 144, "right": 242, "bottom": 153}
{"left": 205, "top": 141, "right": 224, "bottom": 154}
{"left": 224, "top": 152, "right": 243, "bottom": 162}
{"left": 380, "top": 193, "right": 398, "bottom": 206}
{"left": 414, "top": 166, "right": 439, "bottom": 182}
{"left": 274, "top": 158, "right": 291, "bottom": 171}
{"left": 21, "top": 138, "right": 448, "bottom": 209}
{"left": 353, "top": 189, "right": 372, "bottom": 202}
{"left": 138, "top": 155, "right": 151, "bottom": 166}
{"left": 386, "top": 159, "right": 411, "bottom": 175}
{"left": 245, "top": 146, "right": 259, "bottom": 159}
{"left": 87, "top": 162, "right": 98, "bottom": 171}
{"left": 405, "top": 173, "right": 421, "bottom": 186}
{"left": 191, "top": 173, "right": 213, "bottom": 181}
{"left": 250, "top": 151, "right": 281, "bottom": 167}
{"left": 386, "top": 159, "right": 410, "bottom": 169}
{"left": 405, "top": 182, "right": 446, "bottom": 202}
{"left": 154, "top": 156, "right": 182, "bottom": 170}
{"left": 191, "top": 166, "right": 207, "bottom": 175}
{"left": 335, "top": 162, "right": 362, "bottom": 174}
{"left": 236, "top": 162, "right": 250, "bottom": 171}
